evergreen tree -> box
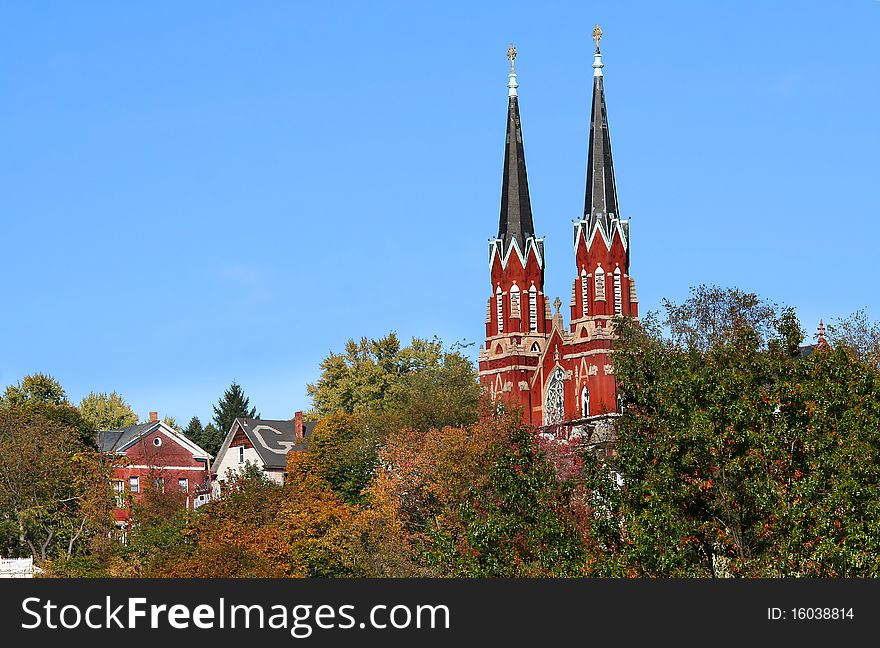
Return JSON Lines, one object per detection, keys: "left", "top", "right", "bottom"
{"left": 212, "top": 382, "right": 258, "bottom": 444}
{"left": 183, "top": 416, "right": 204, "bottom": 447}
{"left": 200, "top": 423, "right": 223, "bottom": 457}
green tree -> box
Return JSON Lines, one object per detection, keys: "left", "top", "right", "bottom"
{"left": 662, "top": 284, "right": 791, "bottom": 353}
{"left": 1, "top": 373, "right": 68, "bottom": 407}
{"left": 200, "top": 423, "right": 224, "bottom": 456}
{"left": 307, "top": 334, "right": 481, "bottom": 419}
{"left": 827, "top": 308, "right": 880, "bottom": 368}
{"left": 78, "top": 391, "right": 138, "bottom": 431}
{"left": 309, "top": 413, "right": 378, "bottom": 505}
{"left": 1, "top": 374, "right": 94, "bottom": 448}
{"left": 0, "top": 409, "right": 114, "bottom": 563}
{"left": 183, "top": 416, "right": 204, "bottom": 446}
{"left": 581, "top": 288, "right": 880, "bottom": 577}
{"left": 305, "top": 335, "right": 481, "bottom": 504}
{"left": 212, "top": 382, "right": 258, "bottom": 443}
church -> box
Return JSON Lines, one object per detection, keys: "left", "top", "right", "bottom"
{"left": 478, "top": 28, "right": 637, "bottom": 449}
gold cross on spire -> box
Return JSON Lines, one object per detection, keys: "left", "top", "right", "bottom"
{"left": 592, "top": 24, "right": 603, "bottom": 53}
{"left": 507, "top": 43, "right": 517, "bottom": 73}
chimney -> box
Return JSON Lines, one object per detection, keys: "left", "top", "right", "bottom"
{"left": 149, "top": 411, "right": 158, "bottom": 423}
{"left": 294, "top": 411, "right": 303, "bottom": 441}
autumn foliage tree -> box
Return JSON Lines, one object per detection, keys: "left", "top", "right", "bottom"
{"left": 363, "top": 407, "right": 591, "bottom": 577}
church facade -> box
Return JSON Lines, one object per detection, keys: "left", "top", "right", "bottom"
{"left": 478, "top": 32, "right": 638, "bottom": 445}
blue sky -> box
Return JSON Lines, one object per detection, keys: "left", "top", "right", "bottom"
{"left": 2, "top": 1, "right": 878, "bottom": 425}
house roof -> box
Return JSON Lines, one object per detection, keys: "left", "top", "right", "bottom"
{"left": 96, "top": 422, "right": 158, "bottom": 453}
{"left": 96, "top": 421, "right": 212, "bottom": 460}
{"left": 223, "top": 418, "right": 315, "bottom": 470}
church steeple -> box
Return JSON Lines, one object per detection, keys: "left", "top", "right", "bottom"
{"left": 497, "top": 43, "right": 535, "bottom": 257}
{"left": 583, "top": 25, "right": 620, "bottom": 234}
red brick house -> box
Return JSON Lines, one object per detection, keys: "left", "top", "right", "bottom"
{"left": 97, "top": 412, "right": 212, "bottom": 526}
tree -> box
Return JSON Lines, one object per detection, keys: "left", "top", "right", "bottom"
{"left": 78, "top": 392, "right": 137, "bottom": 431}
{"left": 158, "top": 454, "right": 359, "bottom": 578}
{"left": 212, "top": 382, "right": 258, "bottom": 443}
{"left": 662, "top": 284, "right": 794, "bottom": 353}
{"left": 305, "top": 335, "right": 482, "bottom": 504}
{"left": 121, "top": 481, "right": 192, "bottom": 577}
{"left": 200, "top": 423, "right": 224, "bottom": 456}
{"left": 0, "top": 409, "right": 114, "bottom": 563}
{"left": 309, "top": 412, "right": 378, "bottom": 505}
{"left": 368, "top": 406, "right": 590, "bottom": 577}
{"left": 827, "top": 308, "right": 880, "bottom": 368}
{"left": 183, "top": 416, "right": 204, "bottom": 446}
{"left": 1, "top": 375, "right": 94, "bottom": 448}
{"left": 307, "top": 334, "right": 480, "bottom": 419}
{"left": 162, "top": 416, "right": 181, "bottom": 432}
{"left": 580, "top": 288, "right": 880, "bottom": 577}
{"left": 1, "top": 373, "right": 68, "bottom": 407}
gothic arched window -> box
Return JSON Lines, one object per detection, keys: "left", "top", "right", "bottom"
{"left": 529, "top": 285, "right": 538, "bottom": 332}
{"left": 496, "top": 286, "right": 504, "bottom": 335}
{"left": 613, "top": 267, "right": 622, "bottom": 315}
{"left": 595, "top": 265, "right": 606, "bottom": 301}
{"left": 544, "top": 367, "right": 565, "bottom": 425}
{"left": 510, "top": 283, "right": 521, "bottom": 319}
{"left": 581, "top": 268, "right": 589, "bottom": 317}
{"left": 581, "top": 385, "right": 590, "bottom": 418}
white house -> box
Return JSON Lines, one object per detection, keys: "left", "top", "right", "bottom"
{"left": 211, "top": 411, "right": 314, "bottom": 491}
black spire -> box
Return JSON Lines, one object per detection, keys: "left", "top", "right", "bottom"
{"left": 497, "top": 45, "right": 534, "bottom": 256}
{"left": 584, "top": 40, "right": 619, "bottom": 233}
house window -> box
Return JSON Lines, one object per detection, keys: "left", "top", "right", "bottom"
{"left": 129, "top": 476, "right": 139, "bottom": 494}
{"left": 238, "top": 446, "right": 245, "bottom": 463}
{"left": 153, "top": 437, "right": 162, "bottom": 447}
{"left": 153, "top": 477, "right": 165, "bottom": 492}
{"left": 613, "top": 268, "right": 622, "bottom": 315}
{"left": 496, "top": 286, "right": 504, "bottom": 335}
{"left": 510, "top": 283, "right": 521, "bottom": 319}
{"left": 529, "top": 285, "right": 538, "bottom": 332}
{"left": 594, "top": 265, "right": 606, "bottom": 301}
{"left": 530, "top": 341, "right": 540, "bottom": 353}
{"left": 581, "top": 385, "right": 590, "bottom": 418}
{"left": 112, "top": 480, "right": 125, "bottom": 507}
{"left": 581, "top": 268, "right": 589, "bottom": 316}
{"left": 178, "top": 478, "right": 189, "bottom": 493}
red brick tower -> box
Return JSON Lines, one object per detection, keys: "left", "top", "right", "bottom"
{"left": 479, "top": 29, "right": 638, "bottom": 439}
{"left": 478, "top": 44, "right": 553, "bottom": 424}
{"left": 564, "top": 27, "right": 638, "bottom": 421}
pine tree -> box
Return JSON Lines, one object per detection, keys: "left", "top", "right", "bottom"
{"left": 184, "top": 416, "right": 204, "bottom": 447}
{"left": 212, "top": 382, "right": 258, "bottom": 442}
{"left": 200, "top": 423, "right": 224, "bottom": 456}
